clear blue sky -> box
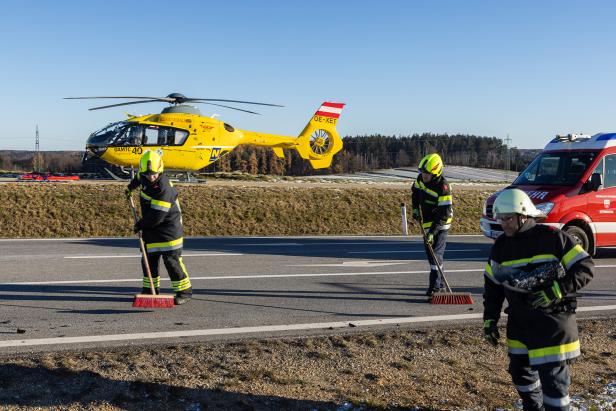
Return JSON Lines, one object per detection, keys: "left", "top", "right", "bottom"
{"left": 1, "top": 0, "right": 615, "bottom": 150}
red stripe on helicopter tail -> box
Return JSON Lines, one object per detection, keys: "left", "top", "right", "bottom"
{"left": 315, "top": 102, "right": 345, "bottom": 119}
{"left": 323, "top": 102, "right": 345, "bottom": 109}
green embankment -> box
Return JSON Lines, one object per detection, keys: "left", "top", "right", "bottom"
{"left": 0, "top": 183, "right": 493, "bottom": 238}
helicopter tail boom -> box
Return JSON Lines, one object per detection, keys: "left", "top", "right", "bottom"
{"left": 294, "top": 102, "right": 345, "bottom": 169}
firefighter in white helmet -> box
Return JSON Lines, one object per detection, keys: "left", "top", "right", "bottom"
{"left": 411, "top": 153, "right": 453, "bottom": 298}
{"left": 483, "top": 188, "right": 593, "bottom": 410}
{"left": 126, "top": 150, "right": 193, "bottom": 305}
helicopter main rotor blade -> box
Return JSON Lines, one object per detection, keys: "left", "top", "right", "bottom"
{"left": 65, "top": 96, "right": 175, "bottom": 101}
{"left": 88, "top": 99, "right": 165, "bottom": 111}
{"left": 199, "top": 102, "right": 261, "bottom": 115}
{"left": 188, "top": 99, "right": 283, "bottom": 107}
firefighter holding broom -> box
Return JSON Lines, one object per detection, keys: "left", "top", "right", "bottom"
{"left": 483, "top": 189, "right": 593, "bottom": 410}
{"left": 411, "top": 153, "right": 453, "bottom": 298}
{"left": 126, "top": 150, "right": 193, "bottom": 306}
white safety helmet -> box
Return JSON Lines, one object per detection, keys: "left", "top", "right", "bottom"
{"left": 493, "top": 188, "right": 545, "bottom": 218}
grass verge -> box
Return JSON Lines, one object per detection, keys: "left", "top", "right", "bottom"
{"left": 0, "top": 182, "right": 492, "bottom": 237}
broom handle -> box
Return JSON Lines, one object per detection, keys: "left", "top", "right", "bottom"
{"left": 426, "top": 235, "right": 453, "bottom": 293}
{"left": 418, "top": 212, "right": 453, "bottom": 293}
{"left": 128, "top": 195, "right": 156, "bottom": 295}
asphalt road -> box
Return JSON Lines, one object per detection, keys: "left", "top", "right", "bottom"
{"left": 0, "top": 235, "right": 614, "bottom": 354}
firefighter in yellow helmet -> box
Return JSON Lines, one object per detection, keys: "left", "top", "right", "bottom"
{"left": 126, "top": 150, "right": 193, "bottom": 305}
{"left": 484, "top": 188, "right": 593, "bottom": 410}
{"left": 411, "top": 153, "right": 453, "bottom": 298}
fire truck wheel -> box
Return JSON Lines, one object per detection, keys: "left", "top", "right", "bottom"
{"left": 564, "top": 225, "right": 589, "bottom": 253}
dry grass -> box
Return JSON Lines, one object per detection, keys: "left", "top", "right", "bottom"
{"left": 0, "top": 182, "right": 491, "bottom": 238}
{"left": 0, "top": 319, "right": 613, "bottom": 410}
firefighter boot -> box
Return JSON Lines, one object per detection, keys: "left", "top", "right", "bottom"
{"left": 174, "top": 289, "right": 193, "bottom": 305}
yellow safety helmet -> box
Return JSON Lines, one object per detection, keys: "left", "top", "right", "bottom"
{"left": 139, "top": 150, "right": 164, "bottom": 175}
{"left": 493, "top": 188, "right": 544, "bottom": 218}
{"left": 418, "top": 153, "right": 443, "bottom": 177}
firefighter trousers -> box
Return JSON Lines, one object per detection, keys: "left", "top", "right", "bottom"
{"left": 141, "top": 249, "right": 192, "bottom": 295}
{"left": 423, "top": 229, "right": 448, "bottom": 290}
{"left": 509, "top": 355, "right": 571, "bottom": 410}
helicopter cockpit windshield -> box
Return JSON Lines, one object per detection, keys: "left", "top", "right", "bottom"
{"left": 86, "top": 122, "right": 189, "bottom": 147}
{"left": 87, "top": 121, "right": 128, "bottom": 146}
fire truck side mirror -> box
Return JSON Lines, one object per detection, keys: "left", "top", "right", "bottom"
{"left": 589, "top": 172, "right": 603, "bottom": 192}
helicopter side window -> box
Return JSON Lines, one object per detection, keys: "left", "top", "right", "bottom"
{"left": 139, "top": 126, "right": 187, "bottom": 146}
{"left": 171, "top": 129, "right": 189, "bottom": 145}
{"left": 142, "top": 126, "right": 160, "bottom": 146}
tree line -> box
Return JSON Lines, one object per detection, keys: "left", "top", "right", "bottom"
{"left": 204, "top": 133, "right": 530, "bottom": 175}
{"left": 1, "top": 134, "right": 532, "bottom": 175}
{"left": 0, "top": 151, "right": 82, "bottom": 173}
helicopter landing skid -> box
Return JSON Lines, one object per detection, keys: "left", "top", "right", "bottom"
{"left": 175, "top": 172, "right": 206, "bottom": 183}
{"left": 104, "top": 167, "right": 205, "bottom": 183}
{"left": 104, "top": 167, "right": 127, "bottom": 181}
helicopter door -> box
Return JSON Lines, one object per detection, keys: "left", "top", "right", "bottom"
{"left": 128, "top": 126, "right": 144, "bottom": 145}
{"left": 139, "top": 126, "right": 188, "bottom": 147}
{"left": 157, "top": 128, "right": 167, "bottom": 145}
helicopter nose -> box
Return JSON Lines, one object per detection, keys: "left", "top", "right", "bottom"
{"left": 85, "top": 145, "right": 107, "bottom": 158}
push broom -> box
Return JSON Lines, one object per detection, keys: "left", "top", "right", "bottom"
{"left": 417, "top": 215, "right": 474, "bottom": 305}
{"left": 128, "top": 195, "right": 175, "bottom": 308}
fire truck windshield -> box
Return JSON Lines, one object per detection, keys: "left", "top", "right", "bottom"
{"left": 514, "top": 151, "right": 597, "bottom": 186}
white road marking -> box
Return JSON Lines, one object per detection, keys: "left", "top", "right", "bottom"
{"left": 64, "top": 253, "right": 243, "bottom": 259}
{"left": 291, "top": 261, "right": 408, "bottom": 268}
{"left": 1, "top": 268, "right": 485, "bottom": 286}
{"left": 5, "top": 264, "right": 615, "bottom": 286}
{"left": 303, "top": 241, "right": 420, "bottom": 245}
{"left": 235, "top": 243, "right": 302, "bottom": 246}
{"left": 348, "top": 249, "right": 482, "bottom": 254}
{"left": 2, "top": 305, "right": 616, "bottom": 348}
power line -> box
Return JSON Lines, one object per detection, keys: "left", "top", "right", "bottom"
{"left": 503, "top": 133, "right": 512, "bottom": 171}
{"left": 33, "top": 125, "right": 43, "bottom": 172}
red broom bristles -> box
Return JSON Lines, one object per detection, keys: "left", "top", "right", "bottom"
{"left": 430, "top": 292, "right": 474, "bottom": 305}
{"left": 133, "top": 294, "right": 175, "bottom": 308}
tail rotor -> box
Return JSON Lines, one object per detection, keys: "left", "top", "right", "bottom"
{"left": 295, "top": 102, "right": 345, "bottom": 169}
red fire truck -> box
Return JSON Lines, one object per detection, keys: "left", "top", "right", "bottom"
{"left": 480, "top": 132, "right": 616, "bottom": 256}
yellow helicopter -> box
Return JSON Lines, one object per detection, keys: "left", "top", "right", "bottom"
{"left": 65, "top": 93, "right": 345, "bottom": 173}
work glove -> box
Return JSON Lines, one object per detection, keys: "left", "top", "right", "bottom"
{"left": 426, "top": 233, "right": 434, "bottom": 245}
{"left": 530, "top": 280, "right": 564, "bottom": 309}
{"left": 124, "top": 188, "right": 132, "bottom": 201}
{"left": 425, "top": 232, "right": 434, "bottom": 246}
{"left": 411, "top": 208, "right": 421, "bottom": 222}
{"left": 483, "top": 319, "right": 500, "bottom": 346}
{"left": 133, "top": 220, "right": 142, "bottom": 234}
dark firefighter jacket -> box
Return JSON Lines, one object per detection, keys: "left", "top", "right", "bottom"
{"left": 411, "top": 174, "right": 453, "bottom": 233}
{"left": 483, "top": 221, "right": 594, "bottom": 365}
{"left": 128, "top": 173, "right": 183, "bottom": 253}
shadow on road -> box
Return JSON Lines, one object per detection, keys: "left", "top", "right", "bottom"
{"left": 0, "top": 282, "right": 484, "bottom": 319}
{"left": 0, "top": 283, "right": 134, "bottom": 303}
{"left": 0, "top": 282, "right": 483, "bottom": 304}
{"left": 0, "top": 363, "right": 339, "bottom": 411}
{"left": 68, "top": 237, "right": 492, "bottom": 261}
